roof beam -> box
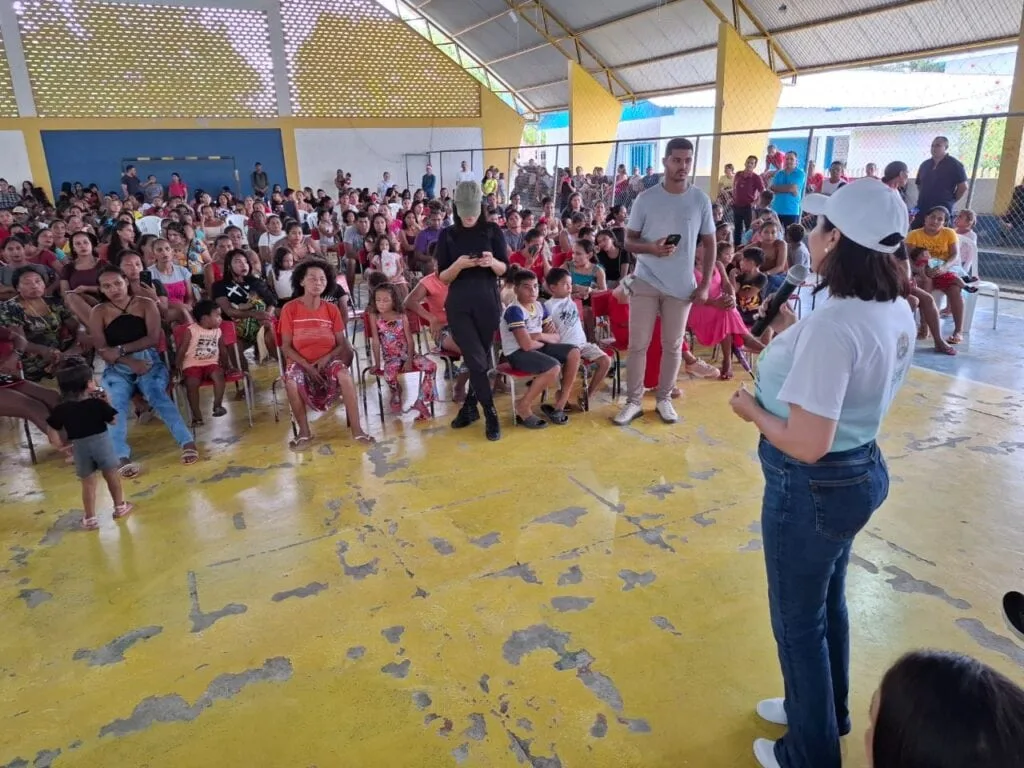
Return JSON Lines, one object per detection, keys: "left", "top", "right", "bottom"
{"left": 518, "top": 78, "right": 567, "bottom": 93}
{"left": 485, "top": 40, "right": 551, "bottom": 65}
{"left": 556, "top": 0, "right": 689, "bottom": 39}
{"left": 734, "top": 0, "right": 797, "bottom": 73}
{"left": 503, "top": 0, "right": 636, "bottom": 101}
{"left": 449, "top": 1, "right": 534, "bottom": 38}
{"left": 610, "top": 43, "right": 719, "bottom": 72}
{"left": 746, "top": 0, "right": 935, "bottom": 42}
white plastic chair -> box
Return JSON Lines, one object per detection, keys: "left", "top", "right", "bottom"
{"left": 226, "top": 214, "right": 248, "bottom": 236}
{"left": 137, "top": 215, "right": 163, "bottom": 236}
{"left": 962, "top": 238, "right": 999, "bottom": 335}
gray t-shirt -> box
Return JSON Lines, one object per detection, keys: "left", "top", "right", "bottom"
{"left": 627, "top": 183, "right": 714, "bottom": 299}
{"left": 789, "top": 241, "right": 810, "bottom": 270}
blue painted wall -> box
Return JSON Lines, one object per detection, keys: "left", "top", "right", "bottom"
{"left": 768, "top": 136, "right": 811, "bottom": 162}
{"left": 41, "top": 129, "right": 286, "bottom": 200}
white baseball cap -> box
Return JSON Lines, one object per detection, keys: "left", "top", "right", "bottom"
{"left": 801, "top": 177, "right": 908, "bottom": 254}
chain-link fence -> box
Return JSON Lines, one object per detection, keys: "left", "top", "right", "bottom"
{"left": 420, "top": 111, "right": 1024, "bottom": 292}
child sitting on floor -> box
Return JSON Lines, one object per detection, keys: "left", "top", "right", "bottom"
{"left": 544, "top": 267, "right": 612, "bottom": 411}
{"left": 175, "top": 299, "right": 229, "bottom": 427}
{"left": 47, "top": 356, "right": 133, "bottom": 530}
{"left": 367, "top": 281, "right": 436, "bottom": 421}
{"left": 499, "top": 269, "right": 579, "bottom": 428}
{"left": 688, "top": 242, "right": 765, "bottom": 380}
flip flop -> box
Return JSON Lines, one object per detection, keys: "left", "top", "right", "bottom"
{"left": 353, "top": 433, "right": 376, "bottom": 444}
{"left": 212, "top": 406, "right": 227, "bottom": 417}
{"left": 540, "top": 404, "right": 568, "bottom": 425}
{"left": 80, "top": 517, "right": 99, "bottom": 531}
{"left": 113, "top": 502, "right": 134, "bottom": 519}
{"left": 515, "top": 414, "right": 548, "bottom": 429}
{"left": 934, "top": 345, "right": 957, "bottom": 356}
{"left": 118, "top": 462, "right": 141, "bottom": 479}
{"left": 181, "top": 448, "right": 200, "bottom": 465}
{"left": 946, "top": 333, "right": 964, "bottom": 345}
{"left": 289, "top": 436, "right": 314, "bottom": 451}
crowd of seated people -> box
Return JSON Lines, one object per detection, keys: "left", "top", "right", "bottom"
{"left": 0, "top": 137, "right": 994, "bottom": 473}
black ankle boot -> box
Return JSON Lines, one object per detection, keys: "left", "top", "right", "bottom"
{"left": 483, "top": 405, "right": 501, "bottom": 442}
{"left": 451, "top": 392, "right": 479, "bottom": 429}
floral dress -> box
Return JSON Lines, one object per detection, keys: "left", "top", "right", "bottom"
{"left": 374, "top": 315, "right": 436, "bottom": 411}
{"left": 0, "top": 297, "right": 75, "bottom": 380}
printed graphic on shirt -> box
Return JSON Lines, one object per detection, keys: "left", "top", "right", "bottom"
{"left": 193, "top": 333, "right": 219, "bottom": 362}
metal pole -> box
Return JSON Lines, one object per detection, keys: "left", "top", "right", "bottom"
{"left": 405, "top": 156, "right": 410, "bottom": 192}
{"left": 805, "top": 127, "right": 816, "bottom": 176}
{"left": 692, "top": 136, "right": 700, "bottom": 186}
{"left": 965, "top": 116, "right": 987, "bottom": 210}
{"left": 439, "top": 153, "right": 444, "bottom": 198}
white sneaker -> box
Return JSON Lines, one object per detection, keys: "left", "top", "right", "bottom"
{"left": 655, "top": 399, "right": 679, "bottom": 423}
{"left": 756, "top": 698, "right": 787, "bottom": 726}
{"left": 753, "top": 738, "right": 781, "bottom": 768}
{"left": 612, "top": 402, "right": 643, "bottom": 426}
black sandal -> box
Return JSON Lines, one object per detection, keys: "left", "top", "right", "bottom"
{"left": 515, "top": 414, "right": 547, "bottom": 429}
{"left": 540, "top": 404, "right": 569, "bottom": 425}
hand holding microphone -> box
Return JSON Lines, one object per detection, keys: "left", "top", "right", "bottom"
{"left": 750, "top": 265, "right": 810, "bottom": 336}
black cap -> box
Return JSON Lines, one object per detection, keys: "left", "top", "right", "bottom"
{"left": 882, "top": 161, "right": 908, "bottom": 183}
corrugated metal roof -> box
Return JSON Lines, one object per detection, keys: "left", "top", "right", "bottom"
{"left": 408, "top": 0, "right": 1024, "bottom": 112}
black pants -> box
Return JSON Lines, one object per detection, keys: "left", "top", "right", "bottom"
{"left": 733, "top": 205, "right": 753, "bottom": 247}
{"left": 447, "top": 300, "right": 501, "bottom": 408}
{"left": 778, "top": 214, "right": 799, "bottom": 228}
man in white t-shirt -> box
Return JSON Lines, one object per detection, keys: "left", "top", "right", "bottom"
{"left": 456, "top": 161, "right": 475, "bottom": 184}
{"left": 820, "top": 161, "right": 848, "bottom": 196}
{"left": 377, "top": 172, "right": 392, "bottom": 200}
{"left": 614, "top": 137, "right": 716, "bottom": 426}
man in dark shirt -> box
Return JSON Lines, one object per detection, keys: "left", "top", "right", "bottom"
{"left": 251, "top": 162, "right": 269, "bottom": 199}
{"left": 914, "top": 136, "right": 968, "bottom": 228}
{"left": 641, "top": 166, "right": 660, "bottom": 190}
{"left": 421, "top": 165, "right": 437, "bottom": 199}
{"left": 120, "top": 165, "right": 142, "bottom": 199}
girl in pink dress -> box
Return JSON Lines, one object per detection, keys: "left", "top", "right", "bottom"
{"left": 687, "top": 243, "right": 764, "bottom": 380}
{"left": 367, "top": 283, "right": 437, "bottom": 420}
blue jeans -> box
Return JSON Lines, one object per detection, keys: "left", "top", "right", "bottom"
{"left": 758, "top": 437, "right": 889, "bottom": 768}
{"left": 102, "top": 348, "right": 194, "bottom": 461}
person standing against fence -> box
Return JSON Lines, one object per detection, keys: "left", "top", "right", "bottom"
{"left": 913, "top": 136, "right": 967, "bottom": 229}
{"left": 613, "top": 137, "right": 716, "bottom": 427}
{"left": 770, "top": 152, "right": 806, "bottom": 228}
{"left": 732, "top": 156, "right": 765, "bottom": 247}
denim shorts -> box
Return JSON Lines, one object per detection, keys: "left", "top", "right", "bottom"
{"left": 72, "top": 432, "right": 119, "bottom": 479}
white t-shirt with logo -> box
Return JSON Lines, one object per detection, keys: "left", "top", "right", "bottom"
{"left": 457, "top": 170, "right": 476, "bottom": 184}
{"left": 754, "top": 295, "right": 916, "bottom": 453}
{"left": 544, "top": 296, "right": 586, "bottom": 347}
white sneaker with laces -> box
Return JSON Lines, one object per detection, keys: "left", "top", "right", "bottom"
{"left": 756, "top": 698, "right": 787, "bottom": 726}
{"left": 612, "top": 402, "right": 643, "bottom": 426}
{"left": 753, "top": 738, "right": 781, "bottom": 768}
{"left": 655, "top": 399, "right": 679, "bottom": 423}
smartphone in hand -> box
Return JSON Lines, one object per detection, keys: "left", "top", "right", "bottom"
{"left": 664, "top": 234, "right": 682, "bottom": 246}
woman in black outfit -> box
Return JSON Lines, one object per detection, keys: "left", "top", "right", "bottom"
{"left": 436, "top": 181, "right": 508, "bottom": 441}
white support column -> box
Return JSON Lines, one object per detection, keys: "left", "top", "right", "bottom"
{"left": 0, "top": 1, "right": 37, "bottom": 116}
{"left": 265, "top": 0, "right": 292, "bottom": 117}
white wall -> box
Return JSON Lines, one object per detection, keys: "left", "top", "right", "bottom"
{"left": 0, "top": 130, "right": 33, "bottom": 187}
{"left": 294, "top": 127, "right": 482, "bottom": 195}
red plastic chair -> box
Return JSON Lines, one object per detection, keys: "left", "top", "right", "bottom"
{"left": 591, "top": 291, "right": 629, "bottom": 399}
{"left": 172, "top": 321, "right": 254, "bottom": 430}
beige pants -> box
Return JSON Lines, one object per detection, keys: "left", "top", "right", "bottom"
{"left": 626, "top": 277, "right": 692, "bottom": 404}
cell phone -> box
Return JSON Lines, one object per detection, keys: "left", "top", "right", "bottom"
{"left": 664, "top": 234, "right": 682, "bottom": 246}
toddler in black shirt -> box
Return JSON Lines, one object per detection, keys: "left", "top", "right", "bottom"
{"left": 46, "top": 357, "right": 133, "bottom": 530}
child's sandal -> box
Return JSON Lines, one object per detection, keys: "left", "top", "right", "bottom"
{"left": 113, "top": 502, "right": 134, "bottom": 520}
{"left": 81, "top": 516, "right": 99, "bottom": 531}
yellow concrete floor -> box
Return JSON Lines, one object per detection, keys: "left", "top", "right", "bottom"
{"left": 2, "top": 362, "right": 1023, "bottom": 767}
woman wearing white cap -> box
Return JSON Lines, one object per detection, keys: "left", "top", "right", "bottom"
{"left": 729, "top": 178, "right": 917, "bottom": 768}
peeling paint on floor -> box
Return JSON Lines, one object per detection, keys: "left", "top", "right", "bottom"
{"left": 2, "top": 365, "right": 1023, "bottom": 767}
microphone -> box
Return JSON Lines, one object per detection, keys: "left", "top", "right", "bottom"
{"left": 750, "top": 264, "right": 810, "bottom": 336}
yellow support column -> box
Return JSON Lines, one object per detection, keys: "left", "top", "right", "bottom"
{"left": 567, "top": 61, "right": 621, "bottom": 174}
{"left": 711, "top": 23, "right": 782, "bottom": 191}
{"left": 279, "top": 123, "right": 301, "bottom": 191}
{"left": 994, "top": 11, "right": 1024, "bottom": 214}
{"left": 480, "top": 86, "right": 526, "bottom": 186}
{"left": 23, "top": 124, "right": 53, "bottom": 203}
